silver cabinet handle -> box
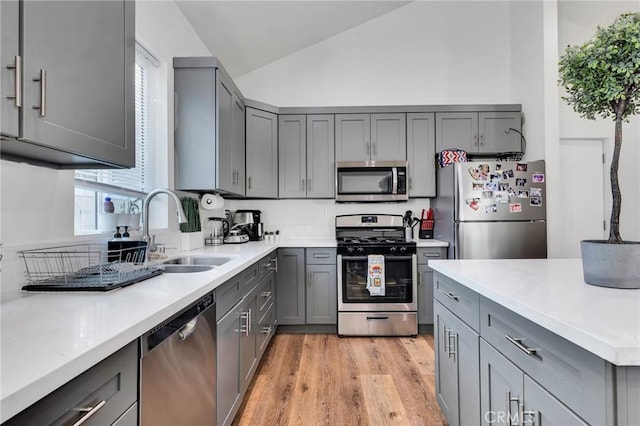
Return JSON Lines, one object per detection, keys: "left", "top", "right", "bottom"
{"left": 443, "top": 327, "right": 450, "bottom": 354}
{"left": 261, "top": 326, "right": 272, "bottom": 334}
{"left": 441, "top": 290, "right": 459, "bottom": 301}
{"left": 409, "top": 177, "right": 413, "bottom": 190}
{"left": 313, "top": 253, "right": 330, "bottom": 259}
{"left": 307, "top": 178, "right": 311, "bottom": 192}
{"left": 71, "top": 400, "right": 107, "bottom": 426}
{"left": 6, "top": 55, "right": 22, "bottom": 107}
{"left": 248, "top": 176, "right": 252, "bottom": 190}
{"left": 372, "top": 142, "right": 377, "bottom": 156}
{"left": 366, "top": 142, "right": 370, "bottom": 156}
{"left": 307, "top": 271, "right": 312, "bottom": 287}
{"left": 240, "top": 311, "right": 250, "bottom": 336}
{"left": 178, "top": 318, "right": 198, "bottom": 341}
{"left": 302, "top": 178, "right": 306, "bottom": 192}
{"left": 260, "top": 291, "right": 272, "bottom": 298}
{"left": 505, "top": 334, "right": 539, "bottom": 356}
{"left": 418, "top": 271, "right": 423, "bottom": 287}
{"left": 248, "top": 308, "right": 252, "bottom": 333}
{"left": 33, "top": 69, "right": 46, "bottom": 117}
{"left": 448, "top": 332, "right": 457, "bottom": 360}
{"left": 479, "top": 134, "right": 484, "bottom": 146}
{"left": 271, "top": 257, "right": 278, "bottom": 272}
{"left": 506, "top": 391, "right": 521, "bottom": 426}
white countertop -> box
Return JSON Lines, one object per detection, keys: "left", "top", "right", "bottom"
{"left": 428, "top": 259, "right": 640, "bottom": 366}
{"left": 0, "top": 237, "right": 448, "bottom": 421}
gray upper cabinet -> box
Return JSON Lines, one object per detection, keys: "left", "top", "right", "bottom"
{"left": 279, "top": 114, "right": 334, "bottom": 198}
{"left": 1, "top": 0, "right": 135, "bottom": 169}
{"left": 335, "top": 113, "right": 406, "bottom": 162}
{"left": 174, "top": 57, "right": 245, "bottom": 196}
{"left": 407, "top": 112, "right": 436, "bottom": 197}
{"left": 435, "top": 111, "right": 522, "bottom": 154}
{"left": 246, "top": 107, "right": 277, "bottom": 198}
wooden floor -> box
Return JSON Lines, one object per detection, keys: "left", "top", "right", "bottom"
{"left": 232, "top": 333, "right": 446, "bottom": 426}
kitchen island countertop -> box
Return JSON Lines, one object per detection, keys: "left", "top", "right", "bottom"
{"left": 428, "top": 258, "right": 640, "bottom": 366}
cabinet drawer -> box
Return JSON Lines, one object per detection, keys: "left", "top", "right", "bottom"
{"left": 257, "top": 303, "right": 275, "bottom": 354}
{"left": 257, "top": 273, "right": 275, "bottom": 314}
{"left": 433, "top": 272, "right": 480, "bottom": 332}
{"left": 417, "top": 247, "right": 446, "bottom": 265}
{"left": 240, "top": 263, "right": 260, "bottom": 293}
{"left": 306, "top": 248, "right": 337, "bottom": 265}
{"left": 480, "top": 297, "right": 610, "bottom": 426}
{"left": 216, "top": 276, "right": 242, "bottom": 321}
{"left": 257, "top": 251, "right": 277, "bottom": 281}
{"left": 5, "top": 341, "right": 137, "bottom": 426}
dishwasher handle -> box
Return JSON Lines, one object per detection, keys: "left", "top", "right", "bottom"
{"left": 178, "top": 318, "right": 198, "bottom": 340}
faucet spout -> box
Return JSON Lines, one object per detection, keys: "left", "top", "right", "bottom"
{"left": 142, "top": 188, "right": 187, "bottom": 246}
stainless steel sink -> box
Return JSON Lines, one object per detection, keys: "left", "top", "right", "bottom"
{"left": 162, "top": 264, "right": 213, "bottom": 273}
{"left": 163, "top": 256, "right": 234, "bottom": 266}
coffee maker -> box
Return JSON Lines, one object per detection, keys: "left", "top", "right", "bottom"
{"left": 232, "top": 210, "right": 263, "bottom": 241}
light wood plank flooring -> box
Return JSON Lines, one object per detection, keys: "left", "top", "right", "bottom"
{"left": 233, "top": 334, "right": 446, "bottom": 426}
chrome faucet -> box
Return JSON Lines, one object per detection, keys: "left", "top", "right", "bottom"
{"left": 142, "top": 188, "right": 187, "bottom": 256}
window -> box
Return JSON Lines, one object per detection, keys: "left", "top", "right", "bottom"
{"left": 75, "top": 43, "right": 163, "bottom": 234}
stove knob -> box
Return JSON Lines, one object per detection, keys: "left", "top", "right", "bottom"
{"left": 399, "top": 246, "right": 407, "bottom": 252}
{"left": 347, "top": 247, "right": 355, "bottom": 253}
{"left": 356, "top": 247, "right": 365, "bottom": 253}
{"left": 389, "top": 246, "right": 398, "bottom": 252}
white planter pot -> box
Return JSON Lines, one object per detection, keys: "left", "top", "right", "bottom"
{"left": 580, "top": 240, "right": 640, "bottom": 289}
{"left": 181, "top": 231, "right": 204, "bottom": 251}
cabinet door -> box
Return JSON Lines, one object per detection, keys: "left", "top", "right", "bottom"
{"left": 478, "top": 112, "right": 522, "bottom": 154}
{"left": 231, "top": 93, "right": 245, "bottom": 195}
{"left": 217, "top": 71, "right": 234, "bottom": 193}
{"left": 306, "top": 264, "right": 337, "bottom": 324}
{"left": 434, "top": 301, "right": 460, "bottom": 426}
{"left": 278, "top": 115, "right": 307, "bottom": 198}
{"left": 417, "top": 264, "right": 434, "bottom": 324}
{"left": 371, "top": 113, "right": 406, "bottom": 161}
{"left": 435, "top": 112, "right": 478, "bottom": 153}
{"left": 407, "top": 113, "right": 436, "bottom": 197}
{"left": 217, "top": 305, "right": 241, "bottom": 426}
{"left": 276, "top": 248, "right": 306, "bottom": 325}
{"left": 246, "top": 108, "right": 278, "bottom": 198}
{"left": 523, "top": 376, "right": 588, "bottom": 426}
{"left": 20, "top": 0, "right": 134, "bottom": 167}
{"left": 335, "top": 114, "right": 370, "bottom": 161}
{"left": 239, "top": 295, "right": 257, "bottom": 395}
{"left": 1, "top": 0, "right": 19, "bottom": 138}
{"left": 480, "top": 339, "right": 524, "bottom": 426}
{"left": 306, "top": 114, "right": 335, "bottom": 198}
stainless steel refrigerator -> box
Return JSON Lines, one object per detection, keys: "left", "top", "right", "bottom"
{"left": 432, "top": 160, "right": 547, "bottom": 259}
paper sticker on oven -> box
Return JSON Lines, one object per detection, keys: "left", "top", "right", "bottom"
{"left": 530, "top": 197, "right": 543, "bottom": 206}
{"left": 532, "top": 173, "right": 545, "bottom": 183}
{"left": 509, "top": 203, "right": 522, "bottom": 213}
{"left": 466, "top": 198, "right": 480, "bottom": 211}
{"left": 485, "top": 204, "right": 498, "bottom": 214}
{"left": 530, "top": 187, "right": 542, "bottom": 197}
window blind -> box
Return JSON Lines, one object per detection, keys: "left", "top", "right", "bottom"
{"left": 75, "top": 43, "right": 161, "bottom": 196}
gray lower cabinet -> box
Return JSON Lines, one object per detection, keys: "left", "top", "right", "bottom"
{"left": 4, "top": 341, "right": 138, "bottom": 426}
{"left": 216, "top": 300, "right": 242, "bottom": 426}
{"left": 277, "top": 248, "right": 306, "bottom": 324}
{"left": 434, "top": 299, "right": 481, "bottom": 426}
{"left": 416, "top": 247, "right": 446, "bottom": 325}
{"left": 480, "top": 339, "right": 587, "bottom": 425}
{"left": 173, "top": 57, "right": 245, "bottom": 196}
{"left": 1, "top": 0, "right": 135, "bottom": 168}
{"left": 435, "top": 111, "right": 522, "bottom": 155}
{"left": 305, "top": 248, "right": 337, "bottom": 325}
{"left": 335, "top": 113, "right": 406, "bottom": 161}
{"left": 278, "top": 115, "right": 335, "bottom": 198}
{"left": 246, "top": 107, "right": 278, "bottom": 198}
{"left": 407, "top": 113, "right": 436, "bottom": 197}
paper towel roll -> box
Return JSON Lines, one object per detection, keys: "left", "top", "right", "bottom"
{"left": 200, "top": 193, "right": 224, "bottom": 210}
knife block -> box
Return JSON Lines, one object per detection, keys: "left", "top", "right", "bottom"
{"left": 418, "top": 219, "right": 434, "bottom": 239}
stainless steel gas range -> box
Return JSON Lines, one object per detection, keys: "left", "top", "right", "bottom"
{"left": 336, "top": 214, "right": 418, "bottom": 337}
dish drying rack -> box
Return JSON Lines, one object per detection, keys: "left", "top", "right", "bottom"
{"left": 19, "top": 243, "right": 163, "bottom": 292}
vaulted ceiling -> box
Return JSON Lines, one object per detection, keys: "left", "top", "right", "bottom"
{"left": 174, "top": 1, "right": 412, "bottom": 78}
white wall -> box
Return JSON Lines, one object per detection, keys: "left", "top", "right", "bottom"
{"left": 0, "top": 1, "right": 211, "bottom": 297}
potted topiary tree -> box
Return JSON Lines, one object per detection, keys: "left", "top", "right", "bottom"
{"left": 558, "top": 11, "right": 640, "bottom": 288}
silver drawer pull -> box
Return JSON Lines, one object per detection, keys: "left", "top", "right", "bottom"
{"left": 313, "top": 254, "right": 330, "bottom": 258}
{"left": 441, "top": 290, "right": 459, "bottom": 301}
{"left": 6, "top": 55, "right": 22, "bottom": 107}
{"left": 72, "top": 400, "right": 106, "bottom": 426}
{"left": 260, "top": 291, "right": 272, "bottom": 298}
{"left": 32, "top": 69, "right": 46, "bottom": 117}
{"left": 261, "top": 326, "right": 272, "bottom": 334}
{"left": 505, "top": 334, "right": 539, "bottom": 356}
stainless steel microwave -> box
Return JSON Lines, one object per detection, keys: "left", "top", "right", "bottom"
{"left": 335, "top": 161, "right": 409, "bottom": 202}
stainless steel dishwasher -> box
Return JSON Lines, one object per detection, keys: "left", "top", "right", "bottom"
{"left": 140, "top": 292, "right": 216, "bottom": 425}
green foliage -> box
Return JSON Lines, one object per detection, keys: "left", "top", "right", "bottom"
{"left": 559, "top": 12, "right": 640, "bottom": 121}
{"left": 179, "top": 197, "right": 201, "bottom": 233}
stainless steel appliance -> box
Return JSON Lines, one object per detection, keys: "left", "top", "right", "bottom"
{"left": 432, "top": 159, "right": 547, "bottom": 259}
{"left": 232, "top": 209, "right": 264, "bottom": 241}
{"left": 335, "top": 161, "right": 409, "bottom": 202}
{"left": 140, "top": 292, "right": 216, "bottom": 425}
{"left": 336, "top": 214, "right": 417, "bottom": 336}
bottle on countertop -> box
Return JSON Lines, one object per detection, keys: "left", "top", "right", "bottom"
{"left": 103, "top": 197, "right": 115, "bottom": 213}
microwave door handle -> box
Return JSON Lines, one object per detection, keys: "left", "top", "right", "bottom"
{"left": 392, "top": 167, "right": 398, "bottom": 194}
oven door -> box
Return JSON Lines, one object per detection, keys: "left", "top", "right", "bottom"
{"left": 338, "top": 254, "right": 417, "bottom": 311}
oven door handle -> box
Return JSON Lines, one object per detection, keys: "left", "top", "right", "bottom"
{"left": 340, "top": 255, "right": 414, "bottom": 261}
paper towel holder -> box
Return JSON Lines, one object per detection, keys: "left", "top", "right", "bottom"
{"left": 200, "top": 193, "right": 224, "bottom": 210}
